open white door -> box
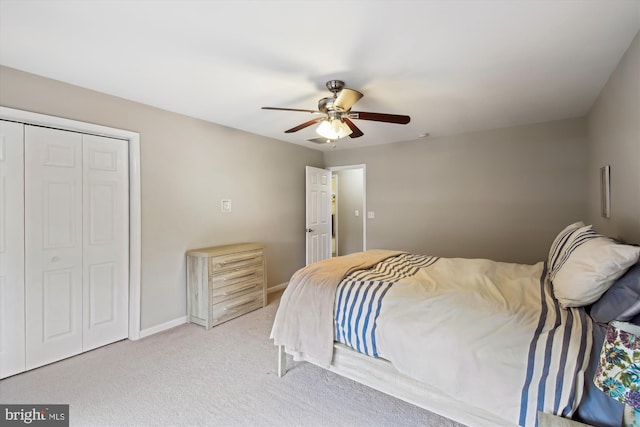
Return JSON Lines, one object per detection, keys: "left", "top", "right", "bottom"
{"left": 305, "top": 166, "right": 332, "bottom": 265}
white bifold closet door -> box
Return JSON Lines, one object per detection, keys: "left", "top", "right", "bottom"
{"left": 24, "top": 125, "right": 129, "bottom": 370}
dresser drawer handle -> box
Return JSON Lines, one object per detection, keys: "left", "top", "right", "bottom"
{"left": 223, "top": 283, "right": 258, "bottom": 296}
{"left": 224, "top": 297, "right": 259, "bottom": 311}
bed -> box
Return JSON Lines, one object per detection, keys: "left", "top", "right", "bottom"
{"left": 271, "top": 222, "right": 640, "bottom": 427}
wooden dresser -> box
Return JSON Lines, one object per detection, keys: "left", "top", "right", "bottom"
{"left": 186, "top": 243, "right": 266, "bottom": 329}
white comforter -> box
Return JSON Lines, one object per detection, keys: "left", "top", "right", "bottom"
{"left": 271, "top": 250, "right": 405, "bottom": 367}
{"left": 333, "top": 254, "right": 592, "bottom": 426}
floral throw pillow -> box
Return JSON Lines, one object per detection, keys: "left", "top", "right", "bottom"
{"left": 594, "top": 322, "right": 640, "bottom": 410}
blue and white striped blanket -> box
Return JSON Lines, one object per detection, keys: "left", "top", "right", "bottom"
{"left": 333, "top": 254, "right": 592, "bottom": 426}
{"left": 334, "top": 253, "right": 439, "bottom": 357}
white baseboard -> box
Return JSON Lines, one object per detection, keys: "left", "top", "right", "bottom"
{"left": 267, "top": 282, "right": 288, "bottom": 294}
{"left": 137, "top": 284, "right": 287, "bottom": 339}
{"left": 138, "top": 316, "right": 187, "bottom": 339}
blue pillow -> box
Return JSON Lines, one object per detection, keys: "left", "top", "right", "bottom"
{"left": 574, "top": 323, "right": 623, "bottom": 427}
{"left": 590, "top": 261, "right": 640, "bottom": 324}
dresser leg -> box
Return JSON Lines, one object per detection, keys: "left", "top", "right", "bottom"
{"left": 277, "top": 345, "right": 286, "bottom": 377}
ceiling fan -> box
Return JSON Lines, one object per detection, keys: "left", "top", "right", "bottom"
{"left": 262, "top": 80, "right": 411, "bottom": 143}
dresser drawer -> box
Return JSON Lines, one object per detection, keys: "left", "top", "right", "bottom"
{"left": 209, "top": 249, "right": 263, "bottom": 272}
{"left": 209, "top": 264, "right": 263, "bottom": 289}
{"left": 211, "top": 291, "right": 264, "bottom": 325}
{"left": 211, "top": 276, "right": 262, "bottom": 304}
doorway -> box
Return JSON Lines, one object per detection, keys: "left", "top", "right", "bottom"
{"left": 328, "top": 165, "right": 366, "bottom": 256}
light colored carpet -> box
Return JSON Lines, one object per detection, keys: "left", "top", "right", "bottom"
{"left": 0, "top": 293, "right": 465, "bottom": 427}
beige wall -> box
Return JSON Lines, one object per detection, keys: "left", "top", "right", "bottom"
{"left": 325, "top": 118, "right": 588, "bottom": 263}
{"left": 0, "top": 66, "right": 323, "bottom": 330}
{"left": 586, "top": 30, "right": 640, "bottom": 245}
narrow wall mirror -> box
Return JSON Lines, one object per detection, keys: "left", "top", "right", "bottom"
{"left": 601, "top": 165, "right": 611, "bottom": 219}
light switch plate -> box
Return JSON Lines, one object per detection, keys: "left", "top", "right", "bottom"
{"left": 221, "top": 199, "right": 232, "bottom": 212}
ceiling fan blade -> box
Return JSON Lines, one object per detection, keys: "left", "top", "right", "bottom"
{"left": 285, "top": 117, "right": 325, "bottom": 133}
{"left": 334, "top": 88, "right": 364, "bottom": 111}
{"left": 262, "top": 107, "right": 321, "bottom": 114}
{"left": 349, "top": 111, "right": 411, "bottom": 124}
{"left": 343, "top": 118, "right": 364, "bottom": 138}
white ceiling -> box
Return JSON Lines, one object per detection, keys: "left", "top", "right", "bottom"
{"left": 1, "top": 1, "right": 639, "bottom": 151}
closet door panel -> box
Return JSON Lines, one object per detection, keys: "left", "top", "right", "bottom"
{"left": 25, "top": 126, "right": 83, "bottom": 370}
{"left": 82, "top": 134, "right": 129, "bottom": 351}
{"left": 0, "top": 120, "right": 25, "bottom": 378}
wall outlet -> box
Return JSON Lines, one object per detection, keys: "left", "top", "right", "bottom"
{"left": 367, "top": 211, "right": 375, "bottom": 219}
{"left": 221, "top": 199, "right": 232, "bottom": 212}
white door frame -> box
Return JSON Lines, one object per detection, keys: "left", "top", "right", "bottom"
{"left": 0, "top": 106, "right": 142, "bottom": 340}
{"left": 327, "top": 164, "right": 366, "bottom": 253}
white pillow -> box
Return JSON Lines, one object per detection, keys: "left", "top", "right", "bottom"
{"left": 549, "top": 225, "right": 640, "bottom": 308}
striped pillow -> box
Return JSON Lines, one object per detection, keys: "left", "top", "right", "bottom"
{"left": 549, "top": 225, "right": 640, "bottom": 308}
{"left": 548, "top": 221, "right": 585, "bottom": 273}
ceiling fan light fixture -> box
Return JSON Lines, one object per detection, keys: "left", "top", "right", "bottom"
{"left": 316, "top": 119, "right": 352, "bottom": 140}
